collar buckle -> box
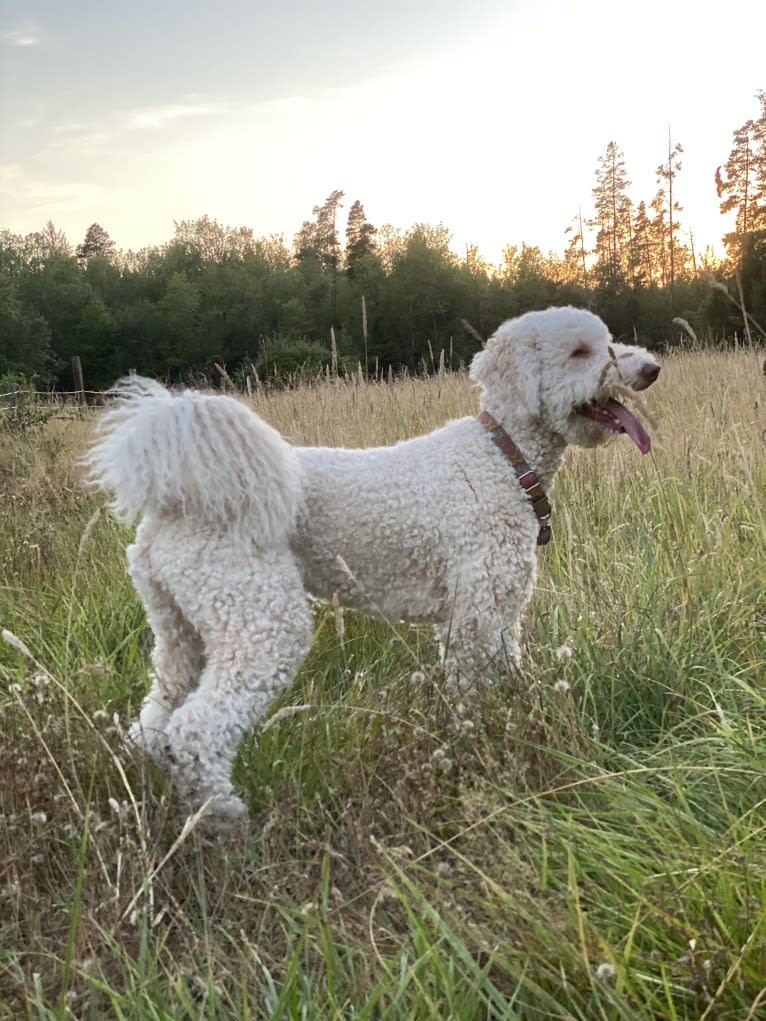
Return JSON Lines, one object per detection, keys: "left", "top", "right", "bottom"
{"left": 477, "top": 411, "right": 553, "bottom": 546}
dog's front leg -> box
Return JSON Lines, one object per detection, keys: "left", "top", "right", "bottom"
{"left": 439, "top": 615, "right": 521, "bottom": 695}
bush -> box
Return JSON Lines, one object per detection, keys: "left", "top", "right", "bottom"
{"left": 254, "top": 335, "right": 332, "bottom": 380}
{"left": 0, "top": 374, "right": 55, "bottom": 436}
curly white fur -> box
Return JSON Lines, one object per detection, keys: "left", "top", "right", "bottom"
{"left": 87, "top": 306, "right": 660, "bottom": 827}
{"left": 86, "top": 376, "right": 302, "bottom": 543}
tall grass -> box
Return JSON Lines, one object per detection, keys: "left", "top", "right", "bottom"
{"left": 0, "top": 351, "right": 764, "bottom": 1019}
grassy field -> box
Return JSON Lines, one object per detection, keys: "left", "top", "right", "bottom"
{"left": 0, "top": 348, "right": 764, "bottom": 1020}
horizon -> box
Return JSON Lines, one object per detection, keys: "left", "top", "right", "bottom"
{"left": 2, "top": 1, "right": 765, "bottom": 263}
{"left": 0, "top": 192, "right": 737, "bottom": 269}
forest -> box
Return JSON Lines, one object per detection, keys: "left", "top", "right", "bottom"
{"left": 2, "top": 92, "right": 765, "bottom": 391}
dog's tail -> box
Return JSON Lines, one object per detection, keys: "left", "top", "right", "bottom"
{"left": 85, "top": 376, "right": 303, "bottom": 544}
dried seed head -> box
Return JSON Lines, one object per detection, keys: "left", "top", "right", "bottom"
{"left": 596, "top": 962, "right": 616, "bottom": 981}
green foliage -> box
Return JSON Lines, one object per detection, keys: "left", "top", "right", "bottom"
{"left": 6, "top": 99, "right": 766, "bottom": 391}
{"left": 0, "top": 239, "right": 54, "bottom": 378}
{"left": 255, "top": 335, "right": 332, "bottom": 378}
{"left": 0, "top": 275, "right": 52, "bottom": 378}
{"left": 590, "top": 141, "right": 634, "bottom": 291}
{"left": 75, "top": 223, "right": 116, "bottom": 264}
{"left": 345, "top": 198, "right": 377, "bottom": 276}
{"left": 0, "top": 373, "right": 55, "bottom": 436}
{"left": 716, "top": 91, "right": 766, "bottom": 260}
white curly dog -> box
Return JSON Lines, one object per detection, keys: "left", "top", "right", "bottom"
{"left": 87, "top": 306, "right": 660, "bottom": 826}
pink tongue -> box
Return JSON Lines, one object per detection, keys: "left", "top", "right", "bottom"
{"left": 605, "top": 398, "right": 651, "bottom": 454}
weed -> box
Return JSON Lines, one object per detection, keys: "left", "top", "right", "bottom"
{"left": 1, "top": 352, "right": 764, "bottom": 1018}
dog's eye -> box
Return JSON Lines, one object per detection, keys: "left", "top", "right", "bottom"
{"left": 570, "top": 346, "right": 591, "bottom": 359}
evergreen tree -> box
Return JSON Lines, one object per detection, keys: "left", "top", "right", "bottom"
{"left": 649, "top": 189, "right": 669, "bottom": 288}
{"left": 344, "top": 200, "right": 376, "bottom": 275}
{"left": 631, "top": 200, "right": 654, "bottom": 285}
{"left": 563, "top": 208, "right": 588, "bottom": 284}
{"left": 294, "top": 190, "right": 345, "bottom": 272}
{"left": 293, "top": 190, "right": 346, "bottom": 328}
{"left": 716, "top": 91, "right": 766, "bottom": 264}
{"left": 589, "top": 142, "right": 633, "bottom": 290}
{"left": 655, "top": 129, "right": 684, "bottom": 291}
{"left": 752, "top": 90, "right": 766, "bottom": 218}
{"left": 76, "top": 223, "right": 116, "bottom": 264}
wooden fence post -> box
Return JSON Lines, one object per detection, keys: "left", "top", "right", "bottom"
{"left": 71, "top": 356, "right": 85, "bottom": 403}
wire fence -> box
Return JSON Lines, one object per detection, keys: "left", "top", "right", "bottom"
{"left": 0, "top": 387, "right": 106, "bottom": 430}
{"left": 0, "top": 389, "right": 104, "bottom": 401}
{"left": 0, "top": 389, "right": 104, "bottom": 412}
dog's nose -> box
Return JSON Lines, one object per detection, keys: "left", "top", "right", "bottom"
{"left": 633, "top": 362, "right": 660, "bottom": 390}
{"left": 642, "top": 362, "right": 660, "bottom": 384}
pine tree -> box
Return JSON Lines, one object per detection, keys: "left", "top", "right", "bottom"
{"left": 751, "top": 91, "right": 766, "bottom": 218}
{"left": 589, "top": 142, "right": 633, "bottom": 290}
{"left": 344, "top": 200, "right": 376, "bottom": 276}
{"left": 563, "top": 208, "right": 588, "bottom": 284}
{"left": 294, "top": 190, "right": 345, "bottom": 272}
{"left": 655, "top": 129, "right": 684, "bottom": 290}
{"left": 293, "top": 190, "right": 346, "bottom": 328}
{"left": 649, "top": 190, "right": 669, "bottom": 288}
{"left": 716, "top": 93, "right": 766, "bottom": 263}
{"left": 631, "top": 200, "right": 654, "bottom": 286}
{"left": 76, "top": 223, "right": 116, "bottom": 264}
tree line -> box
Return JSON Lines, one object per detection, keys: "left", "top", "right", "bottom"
{"left": 2, "top": 93, "right": 765, "bottom": 392}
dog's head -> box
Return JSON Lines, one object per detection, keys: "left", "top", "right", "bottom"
{"left": 469, "top": 306, "right": 660, "bottom": 452}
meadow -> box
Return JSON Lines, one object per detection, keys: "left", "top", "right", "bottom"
{"left": 0, "top": 346, "right": 764, "bottom": 1020}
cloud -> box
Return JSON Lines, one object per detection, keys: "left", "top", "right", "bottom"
{"left": 3, "top": 23, "right": 41, "bottom": 47}
{"left": 49, "top": 121, "right": 112, "bottom": 150}
{"left": 127, "top": 99, "right": 232, "bottom": 130}
{"left": 0, "top": 164, "right": 122, "bottom": 221}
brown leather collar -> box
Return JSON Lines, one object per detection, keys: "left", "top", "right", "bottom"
{"left": 477, "top": 411, "right": 552, "bottom": 546}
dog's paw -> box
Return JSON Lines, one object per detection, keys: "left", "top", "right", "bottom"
{"left": 192, "top": 793, "right": 247, "bottom": 834}
{"left": 126, "top": 720, "right": 172, "bottom": 767}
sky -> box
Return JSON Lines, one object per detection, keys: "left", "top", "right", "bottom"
{"left": 1, "top": 0, "right": 765, "bottom": 265}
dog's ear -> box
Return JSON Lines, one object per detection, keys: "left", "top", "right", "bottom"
{"left": 469, "top": 322, "right": 540, "bottom": 416}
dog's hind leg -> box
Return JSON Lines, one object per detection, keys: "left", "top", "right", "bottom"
{"left": 126, "top": 536, "right": 206, "bottom": 765}
{"left": 160, "top": 547, "right": 313, "bottom": 827}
